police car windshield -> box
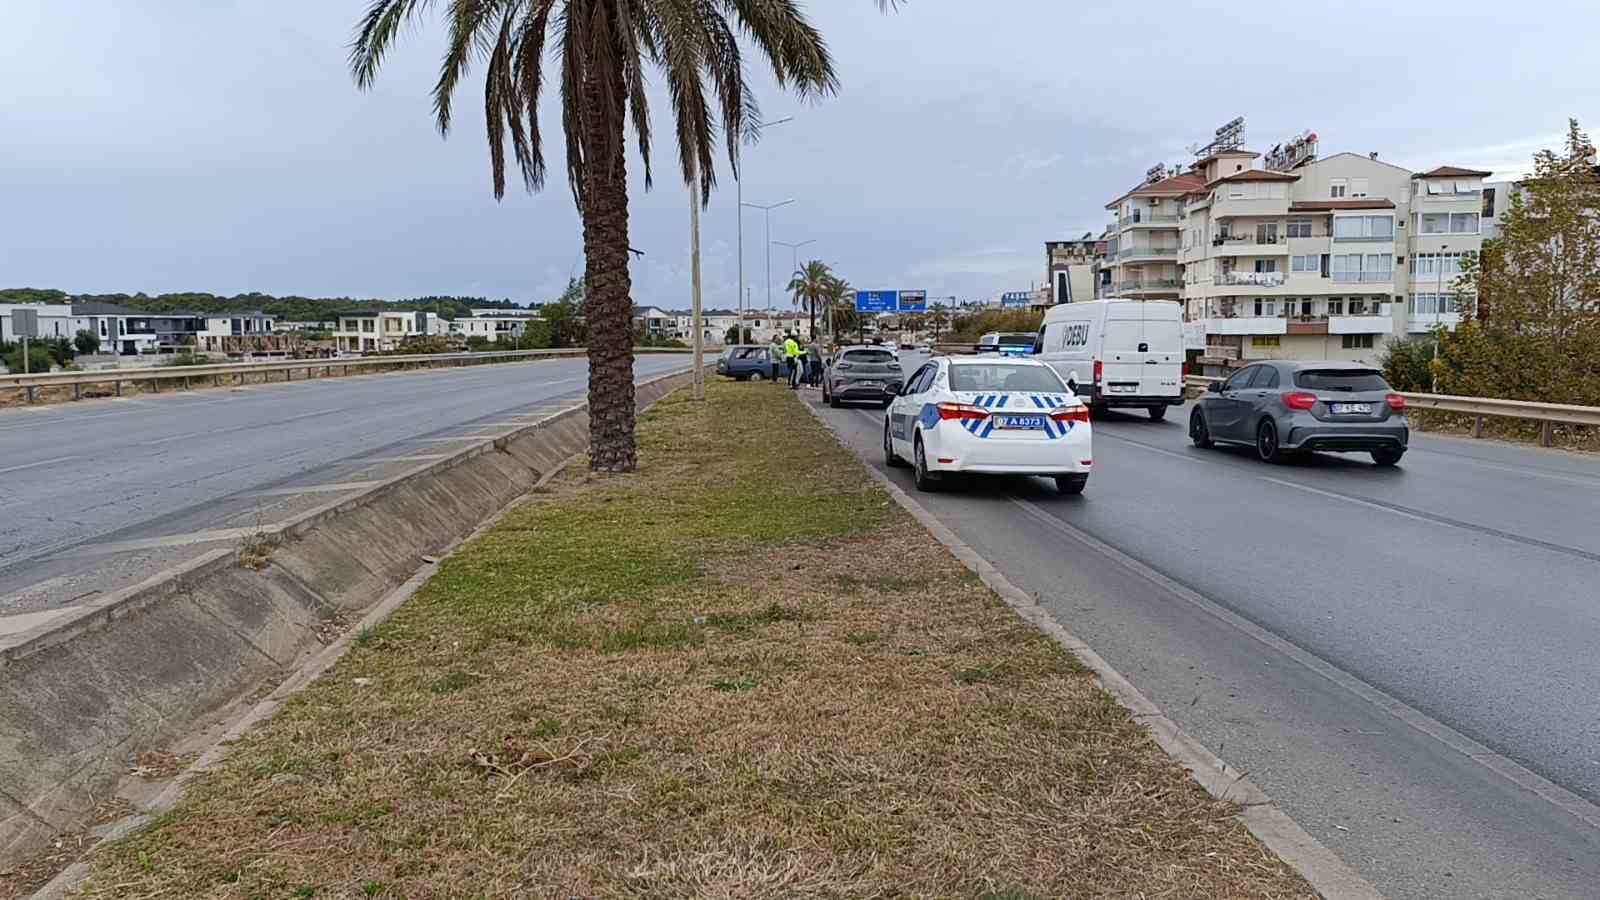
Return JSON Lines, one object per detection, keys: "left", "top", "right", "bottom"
{"left": 842, "top": 349, "right": 896, "bottom": 363}
{"left": 949, "top": 363, "right": 1065, "bottom": 393}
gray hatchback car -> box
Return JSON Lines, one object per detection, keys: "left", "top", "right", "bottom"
{"left": 1189, "top": 360, "right": 1409, "bottom": 465}
{"left": 823, "top": 346, "right": 904, "bottom": 408}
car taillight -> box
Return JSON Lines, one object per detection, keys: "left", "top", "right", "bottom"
{"left": 1181, "top": 360, "right": 1190, "bottom": 380}
{"left": 1386, "top": 393, "right": 1406, "bottom": 411}
{"left": 1284, "top": 392, "right": 1318, "bottom": 411}
{"left": 1093, "top": 360, "right": 1103, "bottom": 384}
{"left": 936, "top": 402, "right": 989, "bottom": 421}
{"left": 1050, "top": 407, "right": 1091, "bottom": 424}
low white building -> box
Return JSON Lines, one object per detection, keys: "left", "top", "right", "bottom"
{"left": 333, "top": 310, "right": 443, "bottom": 353}
{"left": 739, "top": 310, "right": 811, "bottom": 344}
{"left": 452, "top": 308, "right": 539, "bottom": 343}
{"left": 1, "top": 304, "right": 80, "bottom": 343}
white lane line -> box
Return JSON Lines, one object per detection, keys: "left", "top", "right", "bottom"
{"left": 0, "top": 455, "right": 83, "bottom": 475}
{"left": 1258, "top": 476, "right": 1435, "bottom": 525}
{"left": 244, "top": 480, "right": 385, "bottom": 498}
{"left": 1008, "top": 496, "right": 1600, "bottom": 835}
{"left": 412, "top": 436, "right": 497, "bottom": 443}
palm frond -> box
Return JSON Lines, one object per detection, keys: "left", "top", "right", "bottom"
{"left": 717, "top": 0, "right": 838, "bottom": 98}
{"left": 435, "top": 0, "right": 514, "bottom": 136}
{"left": 351, "top": 0, "right": 435, "bottom": 89}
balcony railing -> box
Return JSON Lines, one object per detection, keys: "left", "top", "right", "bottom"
{"left": 1213, "top": 234, "right": 1283, "bottom": 249}
{"left": 1213, "top": 272, "right": 1285, "bottom": 287}
{"left": 1119, "top": 246, "right": 1178, "bottom": 260}
{"left": 1332, "top": 233, "right": 1395, "bottom": 242}
{"left": 1331, "top": 271, "right": 1394, "bottom": 283}
{"left": 1114, "top": 279, "right": 1181, "bottom": 293}
{"left": 1120, "top": 213, "right": 1180, "bottom": 227}
{"left": 1203, "top": 344, "right": 1241, "bottom": 360}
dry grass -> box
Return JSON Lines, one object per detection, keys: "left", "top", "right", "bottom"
{"left": 0, "top": 800, "right": 134, "bottom": 900}
{"left": 71, "top": 382, "right": 1312, "bottom": 899}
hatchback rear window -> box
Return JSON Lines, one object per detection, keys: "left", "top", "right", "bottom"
{"left": 1295, "top": 369, "right": 1390, "bottom": 392}
{"left": 949, "top": 364, "right": 1065, "bottom": 393}
{"left": 841, "top": 349, "right": 896, "bottom": 363}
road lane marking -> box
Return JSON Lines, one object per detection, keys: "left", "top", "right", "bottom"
{"left": 1007, "top": 495, "right": 1600, "bottom": 835}
{"left": 1259, "top": 475, "right": 1600, "bottom": 564}
{"left": 0, "top": 456, "right": 82, "bottom": 475}
{"left": 244, "top": 480, "right": 386, "bottom": 498}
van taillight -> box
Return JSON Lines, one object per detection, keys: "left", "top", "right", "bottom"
{"left": 1093, "top": 360, "right": 1103, "bottom": 384}
{"left": 1284, "top": 392, "right": 1318, "bottom": 411}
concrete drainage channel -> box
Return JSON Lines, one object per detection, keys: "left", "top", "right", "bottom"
{"left": 0, "top": 367, "right": 697, "bottom": 874}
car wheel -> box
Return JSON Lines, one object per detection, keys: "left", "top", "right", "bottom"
{"left": 1055, "top": 474, "right": 1088, "bottom": 495}
{"left": 884, "top": 420, "right": 908, "bottom": 468}
{"left": 1256, "top": 419, "right": 1287, "bottom": 464}
{"left": 749, "top": 371, "right": 764, "bottom": 382}
{"left": 1148, "top": 405, "right": 1167, "bottom": 421}
{"left": 1372, "top": 447, "right": 1405, "bottom": 467}
{"left": 828, "top": 392, "right": 841, "bottom": 408}
{"left": 1189, "top": 408, "right": 1214, "bottom": 448}
{"left": 913, "top": 436, "right": 941, "bottom": 492}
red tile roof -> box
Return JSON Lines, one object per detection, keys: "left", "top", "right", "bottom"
{"left": 1289, "top": 199, "right": 1397, "bottom": 211}
{"left": 1413, "top": 165, "right": 1493, "bottom": 179}
{"left": 1206, "top": 169, "right": 1300, "bottom": 188}
{"left": 1106, "top": 172, "right": 1208, "bottom": 207}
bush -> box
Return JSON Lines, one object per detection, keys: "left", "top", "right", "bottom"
{"left": 74, "top": 329, "right": 100, "bottom": 355}
{"left": 162, "top": 350, "right": 210, "bottom": 367}
{"left": 1, "top": 342, "right": 54, "bottom": 374}
{"left": 1379, "top": 335, "right": 1437, "bottom": 392}
{"left": 465, "top": 336, "right": 493, "bottom": 352}
{"left": 949, "top": 309, "right": 1043, "bottom": 344}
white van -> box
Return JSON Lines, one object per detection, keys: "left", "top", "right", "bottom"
{"left": 1035, "top": 300, "right": 1185, "bottom": 419}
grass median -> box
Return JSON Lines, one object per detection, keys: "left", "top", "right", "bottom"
{"left": 73, "top": 380, "right": 1311, "bottom": 898}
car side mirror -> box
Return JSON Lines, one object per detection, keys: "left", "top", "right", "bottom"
{"left": 1206, "top": 381, "right": 1222, "bottom": 393}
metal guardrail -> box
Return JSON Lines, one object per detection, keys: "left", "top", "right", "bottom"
{"left": 0, "top": 347, "right": 691, "bottom": 404}
{"left": 1183, "top": 375, "right": 1600, "bottom": 446}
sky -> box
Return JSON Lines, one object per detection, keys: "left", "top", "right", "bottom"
{"left": 2, "top": 0, "right": 1597, "bottom": 310}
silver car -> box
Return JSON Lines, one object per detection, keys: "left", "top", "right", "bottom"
{"left": 1189, "top": 360, "right": 1409, "bottom": 465}
{"left": 823, "top": 346, "right": 904, "bottom": 408}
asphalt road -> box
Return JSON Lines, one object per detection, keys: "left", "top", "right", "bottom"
{"left": 0, "top": 354, "right": 690, "bottom": 618}
{"left": 807, "top": 351, "right": 1600, "bottom": 900}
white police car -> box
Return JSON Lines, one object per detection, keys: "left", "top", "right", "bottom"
{"left": 883, "top": 356, "right": 1093, "bottom": 494}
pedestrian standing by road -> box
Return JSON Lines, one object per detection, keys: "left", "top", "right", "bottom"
{"left": 769, "top": 335, "right": 785, "bottom": 384}
{"left": 783, "top": 333, "right": 802, "bottom": 389}
{"left": 807, "top": 336, "right": 824, "bottom": 388}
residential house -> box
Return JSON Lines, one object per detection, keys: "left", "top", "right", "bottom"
{"left": 453, "top": 308, "right": 540, "bottom": 343}
{"left": 333, "top": 310, "right": 442, "bottom": 353}
{"left": 71, "top": 303, "right": 206, "bottom": 355}
{"left": 1046, "top": 235, "right": 1102, "bottom": 304}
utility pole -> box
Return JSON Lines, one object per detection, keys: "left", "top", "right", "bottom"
{"left": 689, "top": 162, "right": 705, "bottom": 401}
{"left": 772, "top": 239, "right": 815, "bottom": 333}
{"left": 736, "top": 116, "right": 793, "bottom": 345}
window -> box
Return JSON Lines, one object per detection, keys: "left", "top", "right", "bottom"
{"left": 1411, "top": 251, "right": 1475, "bottom": 278}
{"left": 1328, "top": 298, "right": 1345, "bottom": 316}
{"left": 948, "top": 363, "right": 1065, "bottom": 393}
{"left": 1292, "top": 254, "right": 1319, "bottom": 272}
{"left": 1287, "top": 219, "right": 1313, "bottom": 238}
{"left": 361, "top": 319, "right": 375, "bottom": 333}
{"left": 1253, "top": 299, "right": 1277, "bottom": 316}
{"left": 841, "top": 349, "right": 897, "bottom": 364}
{"left": 1333, "top": 215, "right": 1395, "bottom": 240}
{"left": 1330, "top": 178, "right": 1347, "bottom": 198}
{"left": 1482, "top": 187, "right": 1497, "bottom": 219}
{"left": 1340, "top": 334, "right": 1376, "bottom": 349}
{"left": 1223, "top": 367, "right": 1260, "bottom": 391}
{"left": 1252, "top": 335, "right": 1280, "bottom": 348}
{"left": 1418, "top": 212, "right": 1480, "bottom": 234}
{"left": 1296, "top": 368, "right": 1389, "bottom": 390}
{"left": 1301, "top": 299, "right": 1316, "bottom": 317}
{"left": 1256, "top": 367, "right": 1281, "bottom": 387}
{"left": 1351, "top": 178, "right": 1370, "bottom": 198}
{"left": 1412, "top": 293, "right": 1468, "bottom": 316}
{"left": 1256, "top": 223, "right": 1279, "bottom": 244}
{"left": 1253, "top": 259, "right": 1278, "bottom": 273}
{"left": 1451, "top": 212, "right": 1479, "bottom": 234}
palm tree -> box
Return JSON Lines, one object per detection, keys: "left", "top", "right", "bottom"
{"left": 786, "top": 259, "right": 833, "bottom": 337}
{"left": 349, "top": 1, "right": 882, "bottom": 473}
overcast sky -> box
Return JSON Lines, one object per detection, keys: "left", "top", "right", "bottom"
{"left": 3, "top": 1, "right": 1597, "bottom": 309}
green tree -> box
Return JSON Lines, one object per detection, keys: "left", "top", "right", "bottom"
{"left": 537, "top": 279, "right": 587, "bottom": 348}
{"left": 786, "top": 260, "right": 833, "bottom": 337}
{"left": 1445, "top": 119, "right": 1600, "bottom": 405}
{"left": 724, "top": 324, "right": 742, "bottom": 345}
{"left": 74, "top": 329, "right": 101, "bottom": 355}
{"left": 927, "top": 302, "right": 950, "bottom": 341}
{"left": 350, "top": 1, "right": 868, "bottom": 472}
{"left": 1379, "top": 335, "right": 1436, "bottom": 393}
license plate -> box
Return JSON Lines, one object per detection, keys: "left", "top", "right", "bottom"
{"left": 995, "top": 415, "right": 1046, "bottom": 430}
{"left": 855, "top": 380, "right": 882, "bottom": 388}
{"left": 1330, "top": 402, "right": 1372, "bottom": 414}
{"left": 1109, "top": 384, "right": 1137, "bottom": 393}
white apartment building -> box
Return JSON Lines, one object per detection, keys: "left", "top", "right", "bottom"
{"left": 453, "top": 308, "right": 539, "bottom": 343}
{"left": 1105, "top": 148, "right": 1489, "bottom": 369}
{"left": 333, "top": 310, "right": 443, "bottom": 353}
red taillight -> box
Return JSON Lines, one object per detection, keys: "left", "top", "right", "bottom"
{"left": 1181, "top": 360, "right": 1190, "bottom": 380}
{"left": 1050, "top": 407, "right": 1091, "bottom": 424}
{"left": 1386, "top": 393, "right": 1406, "bottom": 411}
{"left": 936, "top": 402, "right": 989, "bottom": 421}
{"left": 1284, "top": 392, "right": 1317, "bottom": 411}
{"left": 1093, "top": 360, "right": 1103, "bottom": 384}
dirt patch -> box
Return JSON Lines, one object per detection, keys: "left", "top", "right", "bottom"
{"left": 71, "top": 381, "right": 1312, "bottom": 898}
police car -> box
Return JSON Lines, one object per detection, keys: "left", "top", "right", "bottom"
{"left": 883, "top": 356, "right": 1092, "bottom": 494}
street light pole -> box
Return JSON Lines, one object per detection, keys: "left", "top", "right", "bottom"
{"left": 772, "top": 239, "right": 816, "bottom": 334}
{"left": 736, "top": 116, "right": 793, "bottom": 344}
{"left": 689, "top": 161, "right": 705, "bottom": 401}
{"left": 740, "top": 198, "right": 794, "bottom": 319}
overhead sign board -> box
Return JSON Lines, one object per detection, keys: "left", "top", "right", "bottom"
{"left": 1000, "top": 291, "right": 1031, "bottom": 308}
{"left": 856, "top": 290, "right": 898, "bottom": 313}
{"left": 898, "top": 290, "right": 927, "bottom": 313}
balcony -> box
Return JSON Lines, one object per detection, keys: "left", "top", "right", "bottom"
{"left": 1211, "top": 235, "right": 1290, "bottom": 254}
{"left": 1331, "top": 271, "right": 1395, "bottom": 284}
{"left": 1120, "top": 213, "right": 1180, "bottom": 229}
{"left": 1408, "top": 312, "right": 1462, "bottom": 333}
{"left": 1118, "top": 246, "right": 1178, "bottom": 262}
{"left": 1214, "top": 272, "right": 1285, "bottom": 287}
{"left": 1113, "top": 279, "right": 1181, "bottom": 295}
{"left": 1328, "top": 314, "right": 1393, "bottom": 334}
{"left": 1203, "top": 315, "right": 1287, "bottom": 336}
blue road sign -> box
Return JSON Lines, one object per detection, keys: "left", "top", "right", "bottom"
{"left": 898, "top": 290, "right": 927, "bottom": 313}
{"left": 856, "top": 290, "right": 899, "bottom": 313}
{"left": 1001, "top": 291, "right": 1031, "bottom": 308}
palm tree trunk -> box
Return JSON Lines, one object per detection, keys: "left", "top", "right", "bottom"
{"left": 579, "top": 89, "right": 637, "bottom": 473}
{"left": 808, "top": 297, "right": 816, "bottom": 338}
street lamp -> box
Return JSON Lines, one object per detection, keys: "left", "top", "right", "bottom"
{"left": 772, "top": 239, "right": 817, "bottom": 337}
{"left": 736, "top": 116, "right": 793, "bottom": 343}
{"left": 741, "top": 198, "right": 795, "bottom": 324}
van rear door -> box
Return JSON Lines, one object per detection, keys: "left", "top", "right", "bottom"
{"left": 1136, "top": 306, "right": 1184, "bottom": 399}
{"left": 1099, "top": 305, "right": 1148, "bottom": 399}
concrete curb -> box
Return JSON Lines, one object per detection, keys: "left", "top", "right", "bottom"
{"left": 0, "top": 365, "right": 696, "bottom": 868}
{"left": 799, "top": 397, "right": 1382, "bottom": 900}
